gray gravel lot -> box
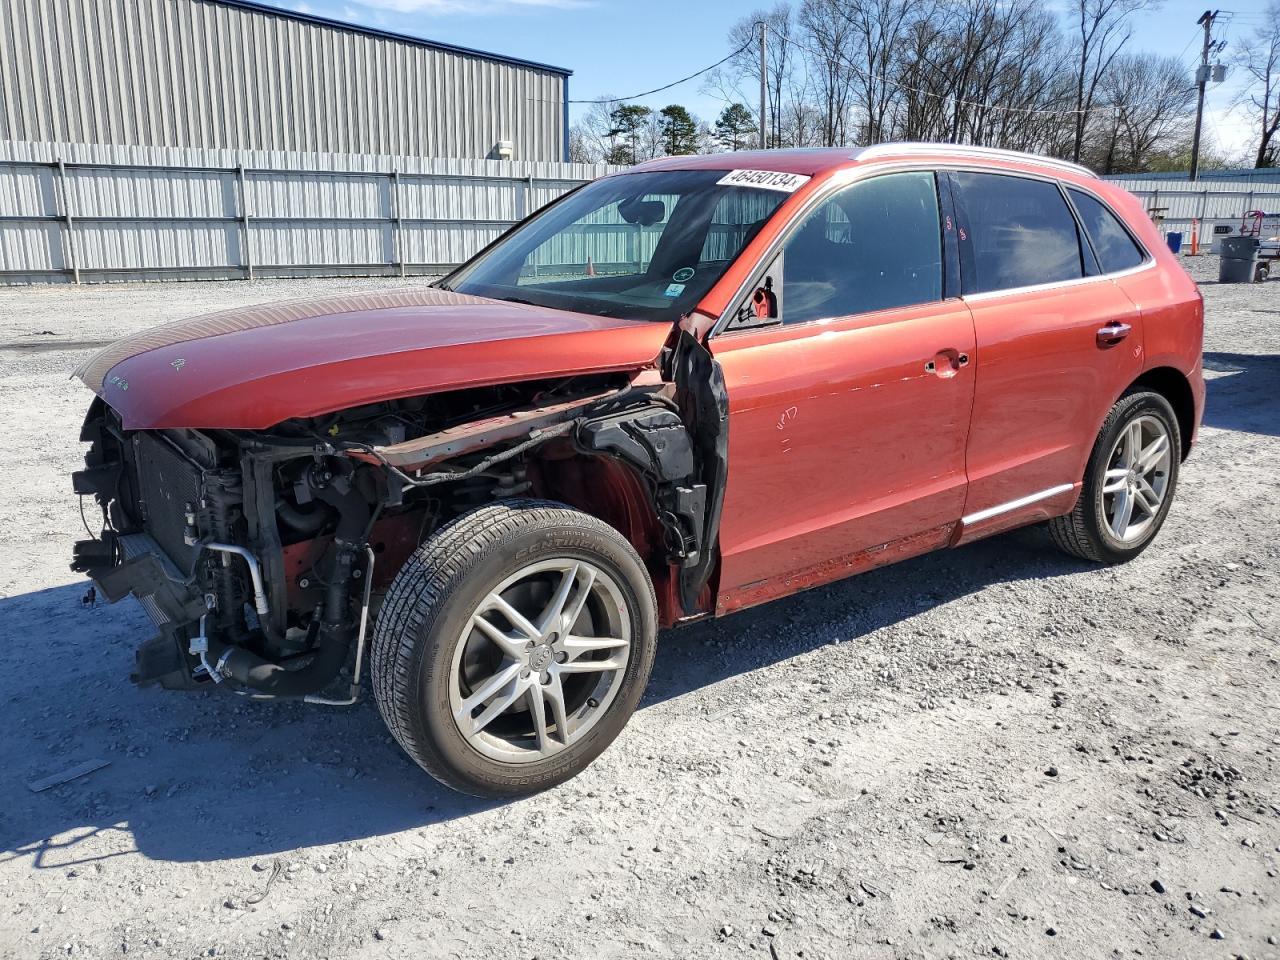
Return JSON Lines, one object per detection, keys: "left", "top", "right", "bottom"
{"left": 0, "top": 259, "right": 1277, "bottom": 960}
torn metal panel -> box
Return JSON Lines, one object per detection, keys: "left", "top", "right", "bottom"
{"left": 367, "top": 383, "right": 668, "bottom": 471}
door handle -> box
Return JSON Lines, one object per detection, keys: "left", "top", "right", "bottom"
{"left": 925, "top": 350, "right": 970, "bottom": 376}
{"left": 1096, "top": 322, "right": 1132, "bottom": 346}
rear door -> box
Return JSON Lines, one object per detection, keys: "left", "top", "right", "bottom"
{"left": 949, "top": 170, "right": 1145, "bottom": 540}
{"left": 710, "top": 170, "right": 977, "bottom": 614}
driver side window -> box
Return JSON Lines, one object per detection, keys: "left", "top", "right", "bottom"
{"left": 781, "top": 172, "right": 943, "bottom": 325}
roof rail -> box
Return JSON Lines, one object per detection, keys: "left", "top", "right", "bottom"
{"left": 854, "top": 143, "right": 1098, "bottom": 179}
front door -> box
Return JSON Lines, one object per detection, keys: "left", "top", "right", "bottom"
{"left": 709, "top": 171, "right": 977, "bottom": 614}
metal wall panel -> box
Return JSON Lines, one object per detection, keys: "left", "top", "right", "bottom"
{"left": 67, "top": 168, "right": 234, "bottom": 219}
{"left": 13, "top": 140, "right": 1280, "bottom": 285}
{"left": 73, "top": 222, "right": 240, "bottom": 270}
{"left": 0, "top": 164, "right": 54, "bottom": 217}
{"left": 0, "top": 0, "right": 569, "bottom": 162}
{"left": 0, "top": 223, "right": 62, "bottom": 271}
{"left": 252, "top": 222, "right": 390, "bottom": 267}
{"left": 1108, "top": 179, "right": 1280, "bottom": 243}
{"left": 0, "top": 139, "right": 623, "bottom": 283}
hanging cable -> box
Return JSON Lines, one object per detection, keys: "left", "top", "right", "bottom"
{"left": 567, "top": 40, "right": 753, "bottom": 104}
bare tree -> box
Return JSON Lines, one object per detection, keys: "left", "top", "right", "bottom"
{"left": 799, "top": 0, "right": 859, "bottom": 145}
{"left": 568, "top": 99, "right": 621, "bottom": 164}
{"left": 780, "top": 75, "right": 824, "bottom": 146}
{"left": 1096, "top": 53, "right": 1195, "bottom": 172}
{"left": 892, "top": 0, "right": 1074, "bottom": 152}
{"left": 708, "top": 0, "right": 1168, "bottom": 169}
{"left": 1235, "top": 1, "right": 1280, "bottom": 168}
{"left": 1067, "top": 0, "right": 1157, "bottom": 164}
{"left": 839, "top": 0, "right": 928, "bottom": 144}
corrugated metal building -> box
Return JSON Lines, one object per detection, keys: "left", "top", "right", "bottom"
{"left": 0, "top": 0, "right": 571, "bottom": 162}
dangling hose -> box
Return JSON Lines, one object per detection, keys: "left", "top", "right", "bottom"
{"left": 207, "top": 475, "right": 371, "bottom": 697}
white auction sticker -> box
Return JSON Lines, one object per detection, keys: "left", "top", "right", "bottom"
{"left": 716, "top": 169, "right": 811, "bottom": 193}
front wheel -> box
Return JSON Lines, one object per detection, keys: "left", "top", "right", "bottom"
{"left": 1048, "top": 390, "right": 1181, "bottom": 563}
{"left": 371, "top": 500, "right": 657, "bottom": 798}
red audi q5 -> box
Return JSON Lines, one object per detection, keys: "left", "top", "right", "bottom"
{"left": 74, "top": 144, "right": 1204, "bottom": 796}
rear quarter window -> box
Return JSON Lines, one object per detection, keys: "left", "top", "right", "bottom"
{"left": 951, "top": 172, "right": 1084, "bottom": 294}
{"left": 1067, "top": 188, "right": 1147, "bottom": 274}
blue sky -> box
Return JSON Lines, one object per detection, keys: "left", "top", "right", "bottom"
{"left": 283, "top": 0, "right": 1261, "bottom": 156}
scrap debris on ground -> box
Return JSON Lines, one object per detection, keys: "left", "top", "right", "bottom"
{"left": 0, "top": 258, "right": 1276, "bottom": 959}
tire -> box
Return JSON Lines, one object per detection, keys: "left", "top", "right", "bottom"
{"left": 371, "top": 499, "right": 657, "bottom": 798}
{"left": 1048, "top": 390, "right": 1181, "bottom": 564}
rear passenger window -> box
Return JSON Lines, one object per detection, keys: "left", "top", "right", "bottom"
{"left": 951, "top": 172, "right": 1083, "bottom": 294}
{"left": 1068, "top": 188, "right": 1146, "bottom": 273}
{"left": 781, "top": 171, "right": 942, "bottom": 324}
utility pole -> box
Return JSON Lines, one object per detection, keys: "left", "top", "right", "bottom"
{"left": 1189, "top": 9, "right": 1217, "bottom": 182}
{"left": 1104, "top": 106, "right": 1120, "bottom": 176}
{"left": 759, "top": 20, "right": 768, "bottom": 150}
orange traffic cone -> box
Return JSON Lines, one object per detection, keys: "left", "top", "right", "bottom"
{"left": 586, "top": 255, "right": 596, "bottom": 277}
{"left": 1190, "top": 219, "right": 1200, "bottom": 256}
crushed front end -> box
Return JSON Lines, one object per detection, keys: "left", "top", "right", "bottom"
{"left": 71, "top": 398, "right": 382, "bottom": 698}
{"left": 69, "top": 367, "right": 714, "bottom": 699}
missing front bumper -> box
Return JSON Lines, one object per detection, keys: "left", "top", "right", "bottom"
{"left": 73, "top": 530, "right": 210, "bottom": 689}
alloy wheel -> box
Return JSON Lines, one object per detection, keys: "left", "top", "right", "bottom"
{"left": 448, "top": 558, "right": 631, "bottom": 764}
{"left": 1101, "top": 414, "right": 1172, "bottom": 543}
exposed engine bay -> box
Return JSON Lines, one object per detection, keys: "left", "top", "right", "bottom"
{"left": 71, "top": 335, "right": 726, "bottom": 701}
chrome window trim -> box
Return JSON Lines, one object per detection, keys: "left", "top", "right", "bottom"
{"left": 855, "top": 143, "right": 1098, "bottom": 180}
{"left": 962, "top": 483, "right": 1075, "bottom": 525}
{"left": 959, "top": 256, "right": 1157, "bottom": 304}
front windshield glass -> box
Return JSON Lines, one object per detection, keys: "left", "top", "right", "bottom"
{"left": 442, "top": 170, "right": 788, "bottom": 322}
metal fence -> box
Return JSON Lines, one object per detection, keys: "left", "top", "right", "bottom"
{"left": 7, "top": 145, "right": 1280, "bottom": 286}
{"left": 0, "top": 140, "right": 618, "bottom": 284}
{"left": 1106, "top": 177, "right": 1280, "bottom": 250}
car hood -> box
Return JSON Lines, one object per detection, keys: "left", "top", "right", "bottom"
{"left": 76, "top": 288, "right": 669, "bottom": 430}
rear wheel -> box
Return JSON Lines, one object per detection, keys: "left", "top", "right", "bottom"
{"left": 1048, "top": 390, "right": 1180, "bottom": 563}
{"left": 371, "top": 500, "right": 657, "bottom": 798}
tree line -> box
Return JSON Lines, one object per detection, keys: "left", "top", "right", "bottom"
{"left": 570, "top": 102, "right": 761, "bottom": 165}
{"left": 570, "top": 0, "right": 1280, "bottom": 174}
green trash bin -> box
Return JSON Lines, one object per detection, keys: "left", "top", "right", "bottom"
{"left": 1219, "top": 236, "right": 1261, "bottom": 283}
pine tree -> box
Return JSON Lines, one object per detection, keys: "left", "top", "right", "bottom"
{"left": 715, "top": 103, "right": 758, "bottom": 152}
{"left": 606, "top": 104, "right": 653, "bottom": 164}
{"left": 659, "top": 105, "right": 700, "bottom": 155}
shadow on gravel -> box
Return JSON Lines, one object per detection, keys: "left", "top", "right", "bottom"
{"left": 0, "top": 528, "right": 1087, "bottom": 868}
{"left": 1203, "top": 351, "right": 1280, "bottom": 437}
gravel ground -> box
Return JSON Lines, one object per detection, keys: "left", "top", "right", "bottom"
{"left": 0, "top": 259, "right": 1277, "bottom": 960}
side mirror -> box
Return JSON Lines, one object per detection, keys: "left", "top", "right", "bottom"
{"left": 728, "top": 272, "right": 780, "bottom": 331}
{"left": 751, "top": 281, "right": 778, "bottom": 320}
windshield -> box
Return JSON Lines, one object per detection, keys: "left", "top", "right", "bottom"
{"left": 441, "top": 170, "right": 789, "bottom": 322}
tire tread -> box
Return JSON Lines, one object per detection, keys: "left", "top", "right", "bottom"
{"left": 1047, "top": 390, "right": 1179, "bottom": 564}
{"left": 370, "top": 498, "right": 655, "bottom": 796}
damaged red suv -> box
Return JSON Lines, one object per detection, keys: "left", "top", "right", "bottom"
{"left": 73, "top": 145, "right": 1204, "bottom": 797}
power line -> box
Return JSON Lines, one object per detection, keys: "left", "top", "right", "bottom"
{"left": 568, "top": 41, "right": 752, "bottom": 105}
{"left": 1176, "top": 25, "right": 1205, "bottom": 62}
